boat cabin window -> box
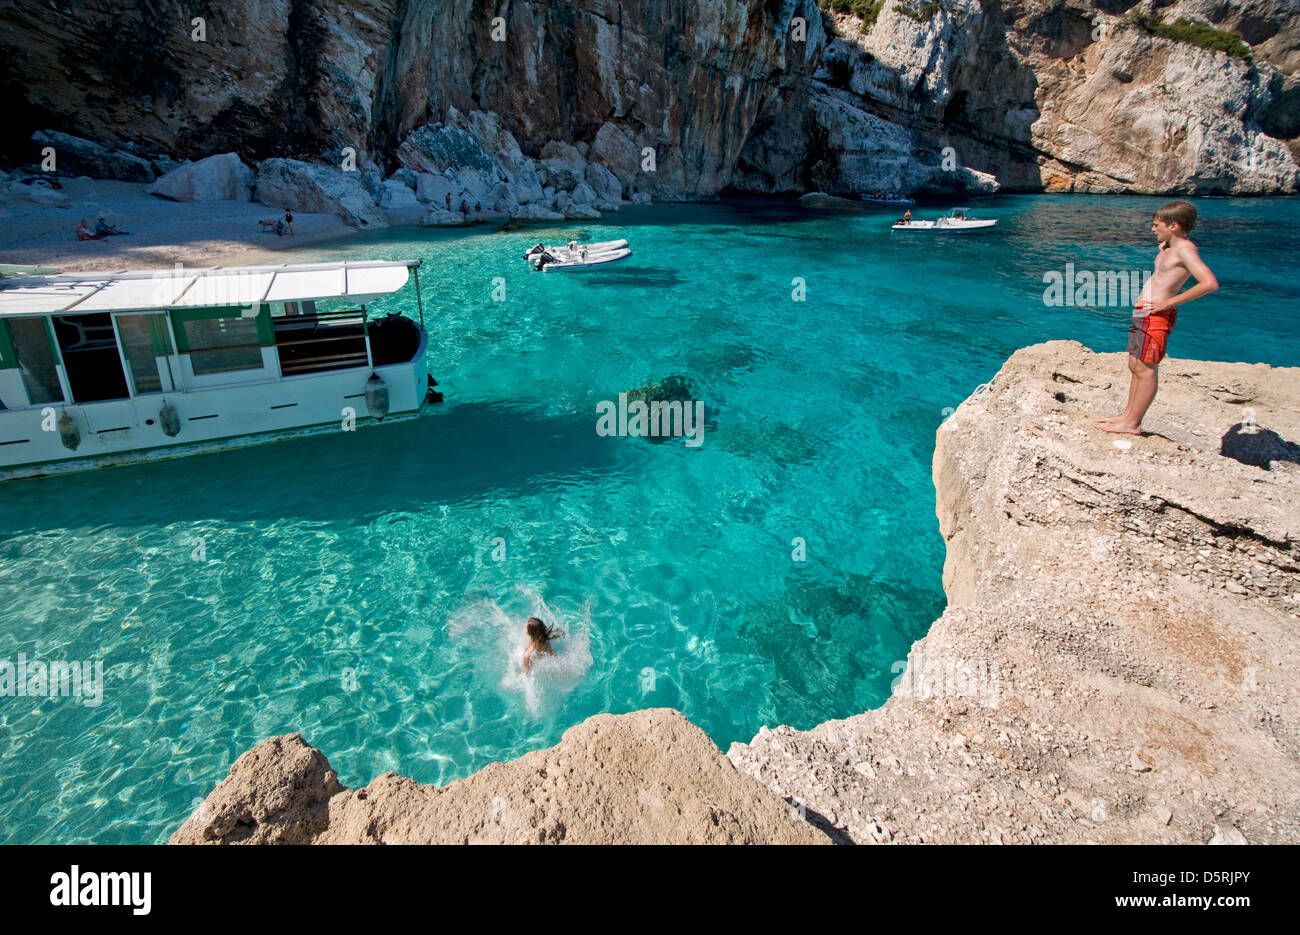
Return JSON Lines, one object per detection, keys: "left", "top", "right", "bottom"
{"left": 4, "top": 317, "right": 64, "bottom": 405}
{"left": 181, "top": 315, "right": 263, "bottom": 375}
{"left": 115, "top": 313, "right": 171, "bottom": 394}
{"left": 52, "top": 313, "right": 129, "bottom": 403}
{"left": 282, "top": 301, "right": 318, "bottom": 317}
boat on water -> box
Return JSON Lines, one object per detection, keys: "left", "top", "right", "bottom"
{"left": 525, "top": 239, "right": 631, "bottom": 271}
{"left": 891, "top": 207, "right": 997, "bottom": 233}
{"left": 0, "top": 260, "right": 439, "bottom": 480}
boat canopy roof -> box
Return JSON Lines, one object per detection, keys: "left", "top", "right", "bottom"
{"left": 0, "top": 259, "right": 419, "bottom": 318}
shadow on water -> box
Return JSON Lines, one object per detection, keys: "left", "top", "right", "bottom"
{"left": 0, "top": 402, "right": 628, "bottom": 534}
{"left": 576, "top": 265, "right": 687, "bottom": 288}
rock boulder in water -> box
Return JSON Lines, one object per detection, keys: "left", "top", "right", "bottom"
{"left": 172, "top": 711, "right": 828, "bottom": 844}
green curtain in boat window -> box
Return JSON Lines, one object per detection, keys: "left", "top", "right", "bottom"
{"left": 147, "top": 313, "right": 173, "bottom": 356}
{"left": 0, "top": 319, "right": 17, "bottom": 370}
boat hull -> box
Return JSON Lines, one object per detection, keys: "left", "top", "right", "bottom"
{"left": 1, "top": 331, "right": 430, "bottom": 481}
{"left": 539, "top": 247, "right": 632, "bottom": 270}
{"left": 891, "top": 220, "right": 997, "bottom": 233}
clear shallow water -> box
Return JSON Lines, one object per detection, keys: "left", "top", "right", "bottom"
{"left": 1, "top": 194, "right": 1296, "bottom": 843}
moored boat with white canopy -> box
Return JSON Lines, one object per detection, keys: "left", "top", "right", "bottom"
{"left": 0, "top": 260, "right": 438, "bottom": 479}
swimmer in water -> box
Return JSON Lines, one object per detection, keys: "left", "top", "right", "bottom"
{"left": 522, "top": 616, "right": 563, "bottom": 675}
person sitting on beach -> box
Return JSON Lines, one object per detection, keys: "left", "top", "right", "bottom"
{"left": 95, "top": 217, "right": 125, "bottom": 237}
{"left": 283, "top": 208, "right": 295, "bottom": 235}
{"left": 74, "top": 219, "right": 102, "bottom": 241}
{"left": 1094, "top": 201, "right": 1218, "bottom": 436}
{"left": 522, "top": 617, "right": 563, "bottom": 675}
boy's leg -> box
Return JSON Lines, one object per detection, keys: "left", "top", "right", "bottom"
{"left": 1097, "top": 354, "right": 1156, "bottom": 434}
{"left": 1095, "top": 370, "right": 1139, "bottom": 425}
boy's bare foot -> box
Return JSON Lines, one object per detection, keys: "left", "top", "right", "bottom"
{"left": 1093, "top": 415, "right": 1123, "bottom": 427}
{"left": 1096, "top": 420, "right": 1143, "bottom": 435}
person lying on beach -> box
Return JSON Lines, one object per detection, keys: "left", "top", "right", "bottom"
{"left": 74, "top": 219, "right": 103, "bottom": 241}
{"left": 522, "top": 616, "right": 563, "bottom": 675}
{"left": 1095, "top": 201, "right": 1218, "bottom": 436}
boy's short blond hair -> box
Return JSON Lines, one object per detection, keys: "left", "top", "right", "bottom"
{"left": 1155, "top": 200, "right": 1197, "bottom": 233}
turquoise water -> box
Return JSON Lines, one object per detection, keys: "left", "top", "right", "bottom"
{"left": 1, "top": 194, "right": 1297, "bottom": 844}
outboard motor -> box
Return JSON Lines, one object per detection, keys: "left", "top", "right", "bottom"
{"left": 57, "top": 411, "right": 80, "bottom": 451}
{"left": 159, "top": 402, "right": 181, "bottom": 437}
{"left": 365, "top": 372, "right": 390, "bottom": 420}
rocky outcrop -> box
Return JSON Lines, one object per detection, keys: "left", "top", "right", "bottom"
{"left": 172, "top": 709, "right": 829, "bottom": 844}
{"left": 255, "top": 158, "right": 388, "bottom": 229}
{"left": 145, "top": 153, "right": 255, "bottom": 202}
{"left": 800, "top": 1, "right": 1300, "bottom": 194}
{"left": 30, "top": 130, "right": 158, "bottom": 183}
{"left": 729, "top": 340, "right": 1300, "bottom": 844}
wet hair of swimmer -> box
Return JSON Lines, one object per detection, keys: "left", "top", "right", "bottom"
{"left": 526, "top": 617, "right": 563, "bottom": 643}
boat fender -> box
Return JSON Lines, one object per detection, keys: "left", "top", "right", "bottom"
{"left": 159, "top": 402, "right": 181, "bottom": 437}
{"left": 365, "top": 372, "right": 390, "bottom": 420}
{"left": 57, "top": 411, "right": 80, "bottom": 451}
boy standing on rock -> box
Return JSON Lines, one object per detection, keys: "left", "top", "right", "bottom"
{"left": 1095, "top": 201, "right": 1218, "bottom": 435}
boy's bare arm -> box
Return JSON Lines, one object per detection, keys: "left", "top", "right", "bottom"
{"left": 1151, "top": 241, "right": 1219, "bottom": 312}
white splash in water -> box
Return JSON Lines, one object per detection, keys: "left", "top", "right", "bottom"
{"left": 445, "top": 587, "right": 593, "bottom": 717}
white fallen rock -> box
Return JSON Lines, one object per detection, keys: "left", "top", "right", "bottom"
{"left": 590, "top": 122, "right": 642, "bottom": 189}
{"left": 509, "top": 202, "right": 565, "bottom": 222}
{"left": 585, "top": 162, "right": 624, "bottom": 203}
{"left": 377, "top": 179, "right": 425, "bottom": 225}
{"left": 256, "top": 158, "right": 387, "bottom": 229}
{"left": 418, "top": 207, "right": 469, "bottom": 227}
{"left": 145, "top": 152, "right": 254, "bottom": 202}
{"left": 539, "top": 140, "right": 586, "bottom": 191}
{"left": 415, "top": 171, "right": 456, "bottom": 207}
{"left": 563, "top": 202, "right": 602, "bottom": 220}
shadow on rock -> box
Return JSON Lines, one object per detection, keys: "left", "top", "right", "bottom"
{"left": 1220, "top": 423, "right": 1300, "bottom": 471}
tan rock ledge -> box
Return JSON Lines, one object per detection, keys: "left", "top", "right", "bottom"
{"left": 176, "top": 340, "right": 1298, "bottom": 845}
{"left": 729, "top": 340, "right": 1299, "bottom": 844}
{"left": 171, "top": 709, "right": 829, "bottom": 844}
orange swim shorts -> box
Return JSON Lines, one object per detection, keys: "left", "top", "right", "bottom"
{"left": 1128, "top": 304, "right": 1177, "bottom": 364}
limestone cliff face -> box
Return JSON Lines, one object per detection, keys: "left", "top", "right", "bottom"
{"left": 2, "top": 1, "right": 1295, "bottom": 196}
{"left": 798, "top": 0, "right": 1300, "bottom": 194}
{"left": 0, "top": 0, "right": 826, "bottom": 201}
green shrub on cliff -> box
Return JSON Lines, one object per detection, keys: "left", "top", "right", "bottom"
{"left": 819, "top": 0, "right": 887, "bottom": 32}
{"left": 897, "top": 1, "right": 942, "bottom": 21}
{"left": 1126, "top": 12, "right": 1252, "bottom": 62}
